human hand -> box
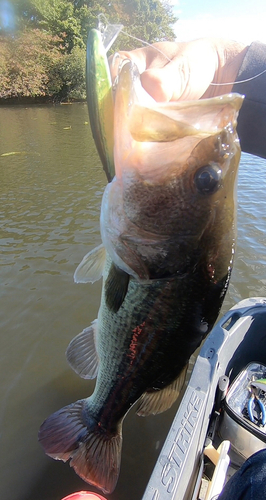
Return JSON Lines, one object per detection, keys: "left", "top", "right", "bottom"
{"left": 109, "top": 38, "right": 248, "bottom": 102}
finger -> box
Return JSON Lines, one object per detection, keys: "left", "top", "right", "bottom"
{"left": 108, "top": 43, "right": 178, "bottom": 84}
{"left": 140, "top": 65, "right": 185, "bottom": 102}
{"left": 180, "top": 40, "right": 217, "bottom": 100}
{"left": 109, "top": 49, "right": 187, "bottom": 102}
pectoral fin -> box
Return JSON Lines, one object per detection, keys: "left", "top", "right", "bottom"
{"left": 74, "top": 244, "right": 106, "bottom": 283}
{"left": 136, "top": 363, "right": 188, "bottom": 416}
{"left": 105, "top": 263, "right": 130, "bottom": 313}
{"left": 66, "top": 321, "right": 98, "bottom": 379}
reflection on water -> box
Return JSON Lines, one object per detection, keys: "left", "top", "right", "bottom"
{"left": 0, "top": 104, "right": 266, "bottom": 500}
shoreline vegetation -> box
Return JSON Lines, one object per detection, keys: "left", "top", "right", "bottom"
{"left": 0, "top": 96, "right": 86, "bottom": 105}
{"left": 0, "top": 0, "right": 177, "bottom": 104}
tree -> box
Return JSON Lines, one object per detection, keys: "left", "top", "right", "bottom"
{"left": 0, "top": 0, "right": 177, "bottom": 100}
{"left": 9, "top": 0, "right": 84, "bottom": 52}
{"left": 120, "top": 0, "right": 177, "bottom": 43}
{"left": 8, "top": 0, "right": 177, "bottom": 49}
{"left": 0, "top": 29, "right": 62, "bottom": 98}
{"left": 50, "top": 45, "right": 86, "bottom": 100}
{"left": 76, "top": 0, "right": 177, "bottom": 50}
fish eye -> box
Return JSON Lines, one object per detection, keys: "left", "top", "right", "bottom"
{"left": 194, "top": 164, "right": 222, "bottom": 195}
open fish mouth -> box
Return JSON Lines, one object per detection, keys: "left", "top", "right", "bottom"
{"left": 86, "top": 25, "right": 243, "bottom": 186}
{"left": 113, "top": 60, "right": 244, "bottom": 180}
{"left": 100, "top": 60, "right": 244, "bottom": 280}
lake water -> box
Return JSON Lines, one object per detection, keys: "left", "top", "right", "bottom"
{"left": 0, "top": 103, "right": 266, "bottom": 500}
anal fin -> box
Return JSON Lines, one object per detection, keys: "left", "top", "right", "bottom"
{"left": 136, "top": 363, "right": 188, "bottom": 417}
{"left": 66, "top": 321, "right": 98, "bottom": 379}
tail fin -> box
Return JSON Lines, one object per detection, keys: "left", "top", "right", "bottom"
{"left": 38, "top": 399, "right": 122, "bottom": 494}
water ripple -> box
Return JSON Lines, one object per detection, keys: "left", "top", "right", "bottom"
{"left": 1, "top": 107, "right": 266, "bottom": 500}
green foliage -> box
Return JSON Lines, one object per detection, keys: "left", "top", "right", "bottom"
{"left": 9, "top": 0, "right": 85, "bottom": 52}
{"left": 119, "top": 0, "right": 177, "bottom": 45}
{"left": 49, "top": 46, "right": 86, "bottom": 100}
{"left": 75, "top": 0, "right": 177, "bottom": 50}
{"left": 0, "top": 0, "right": 177, "bottom": 100}
{"left": 0, "top": 29, "right": 62, "bottom": 98}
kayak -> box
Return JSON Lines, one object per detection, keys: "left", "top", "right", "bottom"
{"left": 141, "top": 297, "right": 266, "bottom": 500}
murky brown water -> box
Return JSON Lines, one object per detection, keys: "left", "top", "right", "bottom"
{"left": 1, "top": 103, "right": 266, "bottom": 500}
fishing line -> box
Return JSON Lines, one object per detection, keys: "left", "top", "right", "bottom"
{"left": 122, "top": 29, "right": 266, "bottom": 87}
{"left": 98, "top": 14, "right": 266, "bottom": 87}
{"left": 121, "top": 28, "right": 266, "bottom": 87}
{"left": 209, "top": 68, "right": 266, "bottom": 86}
{"left": 119, "top": 29, "right": 172, "bottom": 63}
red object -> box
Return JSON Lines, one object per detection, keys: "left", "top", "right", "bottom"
{"left": 61, "top": 492, "right": 107, "bottom": 500}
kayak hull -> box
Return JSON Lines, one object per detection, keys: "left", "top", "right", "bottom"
{"left": 142, "top": 297, "right": 266, "bottom": 500}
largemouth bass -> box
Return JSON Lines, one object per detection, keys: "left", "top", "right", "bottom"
{"left": 39, "top": 51, "right": 243, "bottom": 493}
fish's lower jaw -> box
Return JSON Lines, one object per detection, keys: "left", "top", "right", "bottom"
{"left": 38, "top": 399, "right": 122, "bottom": 494}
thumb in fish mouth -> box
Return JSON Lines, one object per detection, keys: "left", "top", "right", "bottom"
{"left": 114, "top": 59, "right": 243, "bottom": 134}
{"left": 109, "top": 39, "right": 247, "bottom": 102}
{"left": 112, "top": 60, "right": 243, "bottom": 182}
